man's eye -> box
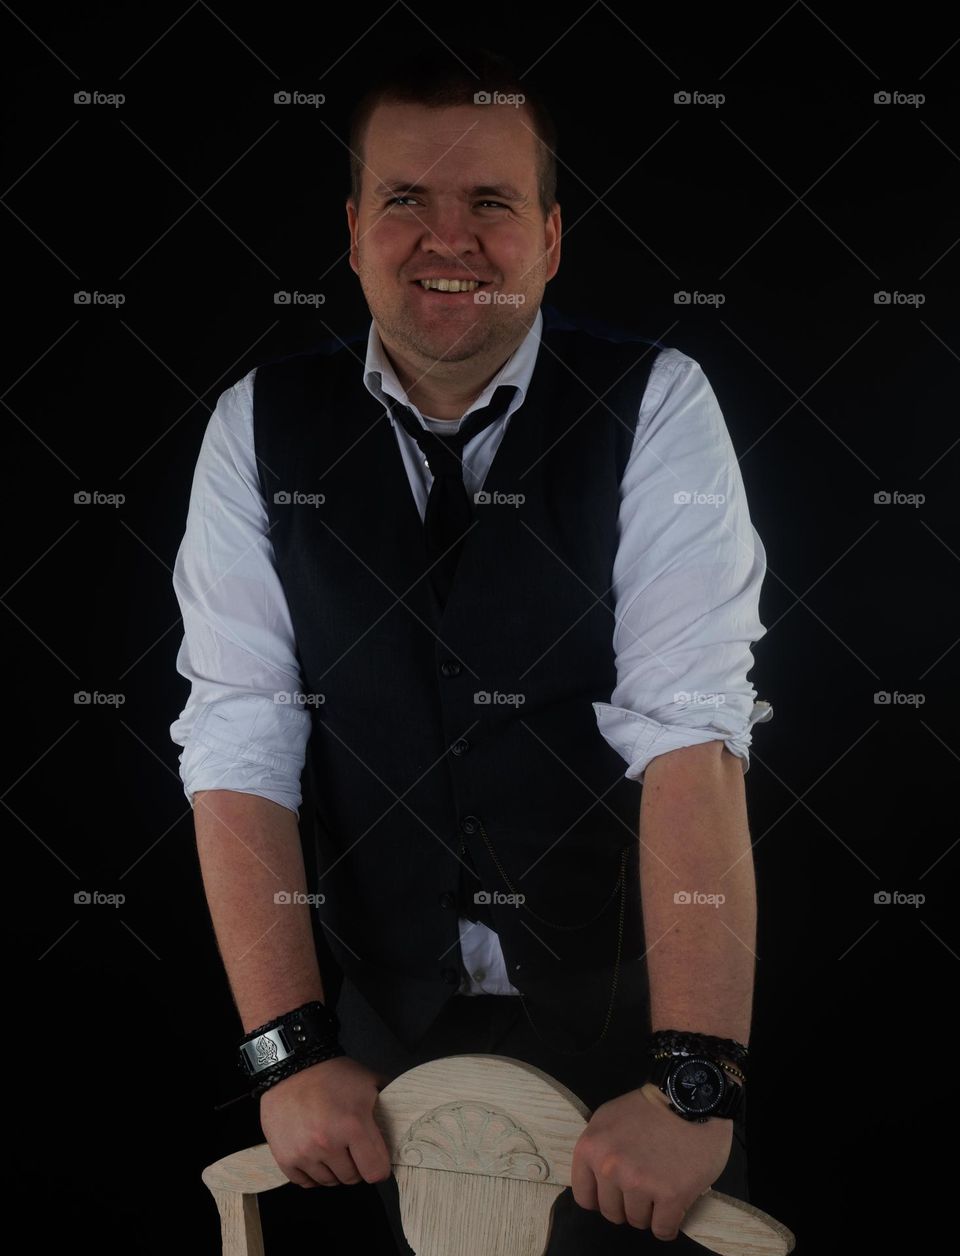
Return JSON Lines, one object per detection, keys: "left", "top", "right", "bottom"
{"left": 383, "top": 197, "right": 509, "bottom": 210}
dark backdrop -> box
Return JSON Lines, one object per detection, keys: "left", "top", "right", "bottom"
{"left": 3, "top": 3, "right": 955, "bottom": 1253}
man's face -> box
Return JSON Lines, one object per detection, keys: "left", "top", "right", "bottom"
{"left": 346, "top": 101, "right": 561, "bottom": 368}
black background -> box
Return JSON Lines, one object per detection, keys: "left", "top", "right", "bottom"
{"left": 3, "top": 2, "right": 955, "bottom": 1253}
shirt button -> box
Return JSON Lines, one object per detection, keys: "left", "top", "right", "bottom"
{"left": 451, "top": 738, "right": 470, "bottom": 756}
{"left": 472, "top": 969, "right": 486, "bottom": 982}
{"left": 440, "top": 659, "right": 462, "bottom": 677}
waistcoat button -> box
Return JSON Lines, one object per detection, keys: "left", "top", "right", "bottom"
{"left": 451, "top": 738, "right": 470, "bottom": 755}
{"left": 439, "top": 891, "right": 456, "bottom": 909}
{"left": 460, "top": 816, "right": 480, "bottom": 835}
{"left": 441, "top": 966, "right": 461, "bottom": 985}
{"left": 440, "top": 659, "right": 462, "bottom": 677}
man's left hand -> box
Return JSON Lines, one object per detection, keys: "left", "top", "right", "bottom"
{"left": 570, "top": 1083, "right": 734, "bottom": 1241}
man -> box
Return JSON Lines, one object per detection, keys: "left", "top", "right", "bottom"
{"left": 171, "top": 43, "right": 773, "bottom": 1253}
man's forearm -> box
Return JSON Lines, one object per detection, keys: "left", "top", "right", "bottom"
{"left": 193, "top": 789, "right": 326, "bottom": 1034}
{"left": 638, "top": 742, "right": 757, "bottom": 1053}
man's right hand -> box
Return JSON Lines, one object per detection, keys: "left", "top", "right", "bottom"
{"left": 259, "top": 1055, "right": 394, "bottom": 1188}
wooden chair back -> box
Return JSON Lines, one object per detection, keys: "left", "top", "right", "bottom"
{"left": 202, "top": 1054, "right": 796, "bottom": 1255}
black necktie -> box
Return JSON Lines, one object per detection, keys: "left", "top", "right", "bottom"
{"left": 387, "top": 383, "right": 517, "bottom": 610}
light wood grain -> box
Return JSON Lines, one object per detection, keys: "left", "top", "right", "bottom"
{"left": 201, "top": 1053, "right": 796, "bottom": 1255}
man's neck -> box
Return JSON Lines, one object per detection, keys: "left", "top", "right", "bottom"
{"left": 379, "top": 334, "right": 523, "bottom": 421}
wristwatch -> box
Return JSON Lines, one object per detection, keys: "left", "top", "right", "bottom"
{"left": 647, "top": 1051, "right": 744, "bottom": 1123}
{"left": 237, "top": 1000, "right": 341, "bottom": 1079}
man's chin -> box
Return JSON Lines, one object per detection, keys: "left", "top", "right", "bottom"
{"left": 398, "top": 319, "right": 494, "bottom": 362}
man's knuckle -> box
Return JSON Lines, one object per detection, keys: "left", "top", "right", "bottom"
{"left": 621, "top": 1167, "right": 649, "bottom": 1192}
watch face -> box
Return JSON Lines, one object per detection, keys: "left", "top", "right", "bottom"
{"left": 666, "top": 1057, "right": 725, "bottom": 1115}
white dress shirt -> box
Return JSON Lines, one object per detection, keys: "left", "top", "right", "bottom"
{"left": 170, "top": 306, "right": 773, "bottom": 997}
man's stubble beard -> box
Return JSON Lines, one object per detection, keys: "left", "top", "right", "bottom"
{"left": 360, "top": 266, "right": 538, "bottom": 367}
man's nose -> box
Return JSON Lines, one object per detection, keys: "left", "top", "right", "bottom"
{"left": 417, "top": 206, "right": 482, "bottom": 257}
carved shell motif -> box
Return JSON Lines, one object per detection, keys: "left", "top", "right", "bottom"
{"left": 398, "top": 1101, "right": 550, "bottom": 1180}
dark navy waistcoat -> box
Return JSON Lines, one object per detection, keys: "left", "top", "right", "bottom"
{"left": 253, "top": 306, "right": 661, "bottom": 1052}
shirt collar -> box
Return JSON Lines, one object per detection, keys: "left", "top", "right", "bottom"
{"left": 362, "top": 305, "right": 543, "bottom": 431}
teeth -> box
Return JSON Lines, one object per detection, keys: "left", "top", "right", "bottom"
{"left": 418, "top": 278, "right": 481, "bottom": 292}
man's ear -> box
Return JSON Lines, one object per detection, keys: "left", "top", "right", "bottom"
{"left": 346, "top": 196, "right": 360, "bottom": 276}
{"left": 545, "top": 201, "right": 562, "bottom": 282}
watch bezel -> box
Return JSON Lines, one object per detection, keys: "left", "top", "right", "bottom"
{"left": 663, "top": 1054, "right": 728, "bottom": 1117}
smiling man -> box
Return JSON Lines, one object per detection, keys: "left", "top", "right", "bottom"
{"left": 172, "top": 40, "right": 774, "bottom": 1256}
{"left": 345, "top": 94, "right": 560, "bottom": 418}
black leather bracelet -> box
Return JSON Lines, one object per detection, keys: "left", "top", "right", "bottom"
{"left": 646, "top": 1028, "right": 750, "bottom": 1072}
{"left": 251, "top": 1039, "right": 346, "bottom": 1099}
{"left": 237, "top": 999, "right": 344, "bottom": 1093}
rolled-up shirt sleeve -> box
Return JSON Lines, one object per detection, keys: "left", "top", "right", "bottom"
{"left": 169, "top": 368, "right": 312, "bottom": 815}
{"left": 593, "top": 348, "right": 774, "bottom": 785}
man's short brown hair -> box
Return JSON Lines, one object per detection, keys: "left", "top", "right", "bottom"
{"left": 347, "top": 42, "right": 558, "bottom": 218}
